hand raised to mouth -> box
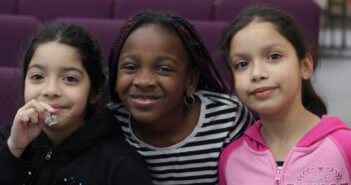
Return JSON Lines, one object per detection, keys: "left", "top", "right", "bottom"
{"left": 45, "top": 110, "right": 57, "bottom": 126}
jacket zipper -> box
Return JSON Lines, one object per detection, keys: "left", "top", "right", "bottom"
{"left": 45, "top": 148, "right": 53, "bottom": 160}
{"left": 269, "top": 151, "right": 284, "bottom": 185}
{"left": 274, "top": 168, "right": 281, "bottom": 185}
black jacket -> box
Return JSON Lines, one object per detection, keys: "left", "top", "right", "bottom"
{"left": 0, "top": 112, "right": 153, "bottom": 185}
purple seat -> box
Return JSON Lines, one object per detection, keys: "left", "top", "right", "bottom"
{"left": 54, "top": 17, "right": 125, "bottom": 67}
{"left": 0, "top": 15, "right": 40, "bottom": 67}
{"left": 0, "top": 67, "right": 22, "bottom": 126}
{"left": 113, "top": 0, "right": 213, "bottom": 20}
{"left": 18, "top": 0, "right": 113, "bottom": 22}
{"left": 213, "top": 0, "right": 320, "bottom": 46}
{"left": 0, "top": 0, "right": 17, "bottom": 14}
{"left": 192, "top": 21, "right": 227, "bottom": 56}
{"left": 192, "top": 20, "right": 231, "bottom": 89}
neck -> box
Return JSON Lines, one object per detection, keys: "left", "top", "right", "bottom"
{"left": 132, "top": 99, "right": 201, "bottom": 147}
{"left": 259, "top": 102, "right": 320, "bottom": 161}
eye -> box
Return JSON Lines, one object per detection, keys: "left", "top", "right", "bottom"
{"left": 30, "top": 74, "right": 44, "bottom": 81}
{"left": 156, "top": 65, "right": 173, "bottom": 73}
{"left": 120, "top": 64, "right": 138, "bottom": 73}
{"left": 234, "top": 61, "right": 248, "bottom": 70}
{"left": 268, "top": 53, "right": 282, "bottom": 61}
{"left": 63, "top": 75, "right": 78, "bottom": 83}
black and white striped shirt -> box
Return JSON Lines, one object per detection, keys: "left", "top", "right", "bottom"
{"left": 112, "top": 90, "right": 254, "bottom": 185}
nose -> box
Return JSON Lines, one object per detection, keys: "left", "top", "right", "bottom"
{"left": 133, "top": 69, "right": 157, "bottom": 88}
{"left": 42, "top": 78, "right": 61, "bottom": 98}
{"left": 251, "top": 61, "right": 269, "bottom": 82}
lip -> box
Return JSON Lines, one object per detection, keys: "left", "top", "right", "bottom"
{"left": 250, "top": 86, "right": 276, "bottom": 98}
{"left": 129, "top": 94, "right": 160, "bottom": 108}
{"left": 48, "top": 104, "right": 66, "bottom": 112}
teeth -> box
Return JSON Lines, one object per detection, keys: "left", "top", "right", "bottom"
{"left": 45, "top": 110, "right": 57, "bottom": 126}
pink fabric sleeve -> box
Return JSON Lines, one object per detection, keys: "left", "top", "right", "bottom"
{"left": 218, "top": 137, "right": 244, "bottom": 185}
{"left": 330, "top": 129, "right": 351, "bottom": 178}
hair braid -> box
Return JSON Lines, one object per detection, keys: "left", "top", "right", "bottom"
{"left": 170, "top": 14, "right": 227, "bottom": 91}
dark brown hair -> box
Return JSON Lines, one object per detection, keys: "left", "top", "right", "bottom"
{"left": 22, "top": 22, "right": 105, "bottom": 119}
{"left": 220, "top": 6, "right": 326, "bottom": 117}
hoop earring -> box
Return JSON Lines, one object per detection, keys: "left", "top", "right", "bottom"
{"left": 184, "top": 94, "right": 195, "bottom": 107}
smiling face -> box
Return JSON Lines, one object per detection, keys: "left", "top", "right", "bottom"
{"left": 229, "top": 21, "right": 310, "bottom": 116}
{"left": 116, "top": 24, "right": 197, "bottom": 125}
{"left": 24, "top": 41, "right": 91, "bottom": 133}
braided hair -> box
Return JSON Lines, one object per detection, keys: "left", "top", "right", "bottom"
{"left": 108, "top": 11, "right": 228, "bottom": 102}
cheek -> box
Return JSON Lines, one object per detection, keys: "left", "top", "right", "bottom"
{"left": 115, "top": 74, "right": 131, "bottom": 96}
{"left": 68, "top": 86, "right": 90, "bottom": 114}
{"left": 233, "top": 74, "right": 247, "bottom": 93}
{"left": 24, "top": 81, "right": 38, "bottom": 103}
{"left": 233, "top": 74, "right": 251, "bottom": 103}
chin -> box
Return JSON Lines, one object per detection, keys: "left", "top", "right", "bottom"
{"left": 133, "top": 116, "right": 157, "bottom": 125}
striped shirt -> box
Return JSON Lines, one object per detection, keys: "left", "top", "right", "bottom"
{"left": 111, "top": 90, "right": 254, "bottom": 185}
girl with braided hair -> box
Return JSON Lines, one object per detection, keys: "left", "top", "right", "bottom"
{"left": 108, "top": 11, "right": 254, "bottom": 185}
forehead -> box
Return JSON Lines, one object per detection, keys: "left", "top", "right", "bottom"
{"left": 121, "top": 24, "right": 188, "bottom": 57}
{"left": 29, "top": 42, "right": 84, "bottom": 69}
{"left": 230, "top": 21, "right": 292, "bottom": 51}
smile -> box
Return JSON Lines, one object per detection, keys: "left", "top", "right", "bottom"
{"left": 48, "top": 104, "right": 66, "bottom": 113}
{"left": 130, "top": 95, "right": 160, "bottom": 107}
{"left": 250, "top": 87, "right": 276, "bottom": 98}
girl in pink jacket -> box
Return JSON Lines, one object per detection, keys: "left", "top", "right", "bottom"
{"left": 219, "top": 6, "right": 351, "bottom": 185}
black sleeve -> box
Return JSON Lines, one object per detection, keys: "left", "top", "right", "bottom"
{"left": 107, "top": 142, "right": 153, "bottom": 185}
{"left": 0, "top": 124, "right": 33, "bottom": 185}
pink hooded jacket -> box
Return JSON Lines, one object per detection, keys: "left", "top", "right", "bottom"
{"left": 219, "top": 115, "right": 351, "bottom": 185}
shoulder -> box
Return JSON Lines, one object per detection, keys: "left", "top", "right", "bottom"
{"left": 218, "top": 137, "right": 245, "bottom": 183}
{"left": 196, "top": 90, "right": 254, "bottom": 121}
{"left": 104, "top": 136, "right": 149, "bottom": 172}
{"left": 329, "top": 126, "right": 351, "bottom": 156}
{"left": 195, "top": 90, "right": 247, "bottom": 116}
{"left": 326, "top": 118, "right": 351, "bottom": 168}
{"left": 97, "top": 134, "right": 152, "bottom": 184}
{"left": 196, "top": 90, "right": 242, "bottom": 106}
{"left": 220, "top": 137, "right": 245, "bottom": 162}
{"left": 106, "top": 103, "right": 130, "bottom": 123}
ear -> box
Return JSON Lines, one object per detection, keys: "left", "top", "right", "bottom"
{"left": 300, "top": 53, "right": 314, "bottom": 80}
{"left": 185, "top": 68, "right": 200, "bottom": 96}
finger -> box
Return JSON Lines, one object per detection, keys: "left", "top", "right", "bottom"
{"left": 16, "top": 106, "right": 38, "bottom": 122}
{"left": 27, "top": 108, "right": 39, "bottom": 124}
{"left": 20, "top": 99, "right": 40, "bottom": 110}
{"left": 38, "top": 111, "right": 46, "bottom": 120}
{"left": 15, "top": 110, "right": 30, "bottom": 124}
{"left": 20, "top": 100, "right": 55, "bottom": 116}
{"left": 38, "top": 102, "right": 55, "bottom": 113}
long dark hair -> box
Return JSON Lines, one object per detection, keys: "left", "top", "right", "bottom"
{"left": 220, "top": 6, "right": 327, "bottom": 117}
{"left": 22, "top": 22, "right": 105, "bottom": 119}
{"left": 108, "top": 11, "right": 229, "bottom": 103}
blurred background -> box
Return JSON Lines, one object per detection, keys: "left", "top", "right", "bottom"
{"left": 0, "top": 0, "right": 350, "bottom": 126}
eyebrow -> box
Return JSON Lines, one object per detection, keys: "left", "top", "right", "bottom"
{"left": 61, "top": 67, "right": 84, "bottom": 75}
{"left": 262, "top": 43, "right": 286, "bottom": 53}
{"left": 27, "top": 64, "right": 84, "bottom": 75}
{"left": 230, "top": 43, "right": 286, "bottom": 60}
{"left": 28, "top": 64, "right": 46, "bottom": 71}
{"left": 156, "top": 55, "right": 178, "bottom": 64}
{"left": 120, "top": 54, "right": 178, "bottom": 64}
{"left": 120, "top": 54, "right": 138, "bottom": 61}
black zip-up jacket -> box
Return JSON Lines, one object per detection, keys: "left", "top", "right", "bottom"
{"left": 0, "top": 112, "right": 153, "bottom": 185}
